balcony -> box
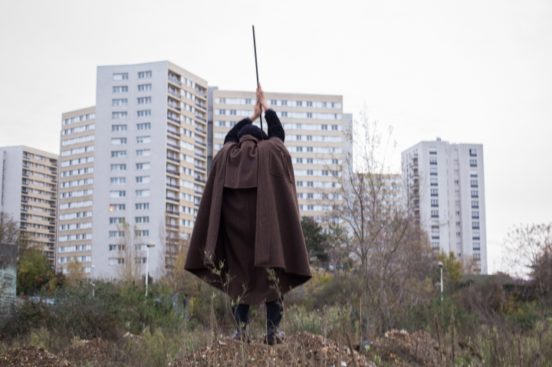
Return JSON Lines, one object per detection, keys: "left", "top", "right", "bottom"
{"left": 166, "top": 155, "right": 180, "bottom": 163}
{"left": 168, "top": 88, "right": 180, "bottom": 98}
{"left": 167, "top": 114, "right": 180, "bottom": 124}
{"left": 167, "top": 128, "right": 180, "bottom": 137}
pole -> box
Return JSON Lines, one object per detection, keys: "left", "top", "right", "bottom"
{"left": 145, "top": 245, "right": 150, "bottom": 298}
{"left": 439, "top": 265, "right": 444, "bottom": 302}
{"left": 252, "top": 25, "right": 263, "bottom": 132}
{"left": 91, "top": 265, "right": 95, "bottom": 298}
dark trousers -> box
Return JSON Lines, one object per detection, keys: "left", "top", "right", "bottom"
{"left": 232, "top": 299, "right": 283, "bottom": 332}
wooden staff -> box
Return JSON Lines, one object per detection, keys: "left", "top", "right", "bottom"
{"left": 252, "top": 25, "right": 263, "bottom": 131}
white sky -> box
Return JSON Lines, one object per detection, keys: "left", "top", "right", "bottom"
{"left": 1, "top": 0, "right": 551, "bottom": 274}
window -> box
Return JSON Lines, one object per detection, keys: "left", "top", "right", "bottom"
{"left": 469, "top": 159, "right": 477, "bottom": 167}
{"left": 111, "top": 137, "right": 127, "bottom": 145}
{"left": 430, "top": 188, "right": 438, "bottom": 197}
{"left": 469, "top": 148, "right": 477, "bottom": 157}
{"left": 137, "top": 122, "right": 151, "bottom": 130}
{"left": 137, "top": 110, "right": 151, "bottom": 117}
{"left": 471, "top": 200, "right": 479, "bottom": 209}
{"left": 138, "top": 70, "right": 152, "bottom": 79}
{"left": 109, "top": 190, "right": 126, "bottom": 198}
{"left": 430, "top": 157, "right": 438, "bottom": 165}
{"left": 135, "top": 229, "right": 150, "bottom": 237}
{"left": 111, "top": 124, "right": 127, "bottom": 132}
{"left": 135, "top": 202, "right": 150, "bottom": 210}
{"left": 138, "top": 83, "right": 152, "bottom": 91}
{"left": 109, "top": 203, "right": 126, "bottom": 211}
{"left": 431, "top": 209, "right": 439, "bottom": 218}
{"left": 472, "top": 211, "right": 480, "bottom": 219}
{"left": 110, "top": 163, "right": 126, "bottom": 171}
{"left": 112, "top": 98, "right": 128, "bottom": 106}
{"left": 431, "top": 199, "right": 439, "bottom": 207}
{"left": 108, "top": 230, "right": 125, "bottom": 238}
{"left": 471, "top": 190, "right": 479, "bottom": 198}
{"left": 136, "top": 136, "right": 151, "bottom": 144}
{"left": 113, "top": 72, "right": 128, "bottom": 81}
{"left": 110, "top": 177, "right": 126, "bottom": 184}
{"left": 109, "top": 217, "right": 125, "bottom": 224}
{"left": 472, "top": 221, "right": 480, "bottom": 229}
{"left": 111, "top": 150, "right": 127, "bottom": 158}
{"left": 136, "top": 162, "right": 150, "bottom": 170}
{"left": 137, "top": 96, "right": 151, "bottom": 104}
{"left": 136, "top": 189, "right": 150, "bottom": 197}
{"left": 112, "top": 111, "right": 128, "bottom": 119}
{"left": 113, "top": 86, "right": 128, "bottom": 93}
{"left": 430, "top": 176, "right": 438, "bottom": 186}
{"left": 136, "top": 149, "right": 150, "bottom": 156}
{"left": 135, "top": 216, "right": 150, "bottom": 223}
{"left": 136, "top": 175, "right": 150, "bottom": 183}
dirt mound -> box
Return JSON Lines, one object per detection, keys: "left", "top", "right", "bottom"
{"left": 0, "top": 346, "right": 72, "bottom": 367}
{"left": 367, "top": 329, "right": 443, "bottom": 367}
{"left": 172, "top": 331, "right": 376, "bottom": 367}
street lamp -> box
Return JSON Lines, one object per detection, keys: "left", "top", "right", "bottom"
{"left": 91, "top": 265, "right": 96, "bottom": 298}
{"left": 437, "top": 261, "right": 444, "bottom": 302}
{"left": 145, "top": 243, "right": 155, "bottom": 297}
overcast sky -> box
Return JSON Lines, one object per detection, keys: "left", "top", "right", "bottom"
{"left": 1, "top": 0, "right": 550, "bottom": 274}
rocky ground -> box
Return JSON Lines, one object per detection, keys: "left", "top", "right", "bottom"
{"left": 0, "top": 329, "right": 452, "bottom": 367}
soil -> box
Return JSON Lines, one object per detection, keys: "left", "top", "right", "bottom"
{"left": 0, "top": 329, "right": 450, "bottom": 366}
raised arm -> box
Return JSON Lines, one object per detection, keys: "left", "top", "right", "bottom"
{"left": 257, "top": 86, "right": 285, "bottom": 141}
{"left": 265, "top": 109, "right": 285, "bottom": 141}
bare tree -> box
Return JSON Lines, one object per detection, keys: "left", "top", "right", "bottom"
{"left": 0, "top": 212, "right": 20, "bottom": 246}
{"left": 330, "top": 112, "right": 435, "bottom": 336}
{"left": 503, "top": 223, "right": 552, "bottom": 279}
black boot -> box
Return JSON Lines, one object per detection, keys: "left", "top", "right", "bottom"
{"left": 231, "top": 303, "right": 250, "bottom": 342}
{"left": 265, "top": 299, "right": 284, "bottom": 345}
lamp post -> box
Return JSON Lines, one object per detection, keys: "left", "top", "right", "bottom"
{"left": 145, "top": 243, "right": 155, "bottom": 297}
{"left": 438, "top": 261, "right": 444, "bottom": 302}
{"left": 91, "top": 265, "right": 96, "bottom": 298}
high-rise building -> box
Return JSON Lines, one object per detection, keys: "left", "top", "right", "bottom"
{"left": 0, "top": 146, "right": 58, "bottom": 263}
{"left": 209, "top": 88, "right": 351, "bottom": 222}
{"left": 57, "top": 107, "right": 96, "bottom": 274}
{"left": 58, "top": 61, "right": 208, "bottom": 279}
{"left": 401, "top": 138, "right": 487, "bottom": 273}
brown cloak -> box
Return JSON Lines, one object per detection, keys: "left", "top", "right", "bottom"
{"left": 184, "top": 135, "right": 311, "bottom": 304}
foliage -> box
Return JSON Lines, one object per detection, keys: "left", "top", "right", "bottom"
{"left": 300, "top": 216, "right": 331, "bottom": 267}
{"left": 17, "top": 248, "right": 55, "bottom": 295}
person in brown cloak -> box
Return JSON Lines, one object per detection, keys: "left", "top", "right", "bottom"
{"left": 184, "top": 86, "right": 311, "bottom": 344}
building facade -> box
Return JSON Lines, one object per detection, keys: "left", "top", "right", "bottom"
{"left": 58, "top": 61, "right": 208, "bottom": 279}
{"left": 402, "top": 139, "right": 487, "bottom": 273}
{"left": 57, "top": 107, "right": 96, "bottom": 274}
{"left": 209, "top": 88, "right": 351, "bottom": 222}
{"left": 0, "top": 146, "right": 58, "bottom": 263}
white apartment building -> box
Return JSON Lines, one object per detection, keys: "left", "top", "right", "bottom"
{"left": 0, "top": 146, "right": 58, "bottom": 263}
{"left": 402, "top": 138, "right": 487, "bottom": 273}
{"left": 58, "top": 61, "right": 208, "bottom": 279}
{"left": 209, "top": 88, "right": 352, "bottom": 222}
{"left": 57, "top": 107, "right": 96, "bottom": 274}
